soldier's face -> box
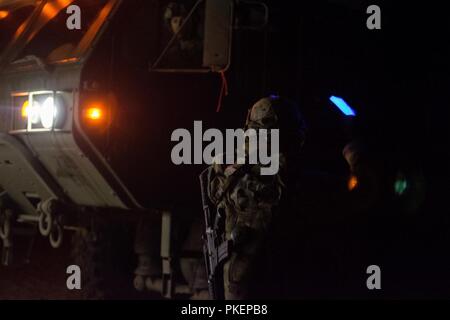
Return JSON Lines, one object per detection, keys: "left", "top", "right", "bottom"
{"left": 171, "top": 16, "right": 183, "bottom": 34}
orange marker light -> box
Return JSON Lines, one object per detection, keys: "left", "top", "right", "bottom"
{"left": 21, "top": 100, "right": 30, "bottom": 118}
{"left": 86, "top": 107, "right": 103, "bottom": 120}
{"left": 348, "top": 175, "right": 358, "bottom": 191}
{"left": 82, "top": 98, "right": 114, "bottom": 129}
{"left": 0, "top": 11, "right": 9, "bottom": 20}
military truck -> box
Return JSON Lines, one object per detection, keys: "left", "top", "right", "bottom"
{"left": 0, "top": 0, "right": 303, "bottom": 299}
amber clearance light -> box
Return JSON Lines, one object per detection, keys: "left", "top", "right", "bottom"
{"left": 85, "top": 106, "right": 103, "bottom": 120}
{"left": 348, "top": 175, "right": 358, "bottom": 191}
{"left": 0, "top": 11, "right": 9, "bottom": 20}
{"left": 21, "top": 100, "right": 30, "bottom": 118}
{"left": 83, "top": 103, "right": 110, "bottom": 126}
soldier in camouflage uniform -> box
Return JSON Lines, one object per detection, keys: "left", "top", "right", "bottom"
{"left": 208, "top": 96, "right": 306, "bottom": 299}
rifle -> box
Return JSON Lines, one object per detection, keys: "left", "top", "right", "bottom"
{"left": 199, "top": 167, "right": 232, "bottom": 300}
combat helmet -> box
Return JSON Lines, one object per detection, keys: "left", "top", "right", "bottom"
{"left": 245, "top": 96, "right": 307, "bottom": 157}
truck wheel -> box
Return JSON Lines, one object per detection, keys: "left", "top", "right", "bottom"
{"left": 71, "top": 223, "right": 136, "bottom": 300}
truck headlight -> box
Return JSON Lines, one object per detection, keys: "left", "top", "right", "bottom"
{"left": 40, "top": 96, "right": 57, "bottom": 129}
{"left": 22, "top": 100, "right": 41, "bottom": 125}
{"left": 18, "top": 92, "right": 66, "bottom": 130}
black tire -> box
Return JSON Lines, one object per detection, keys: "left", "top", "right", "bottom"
{"left": 71, "top": 222, "right": 137, "bottom": 300}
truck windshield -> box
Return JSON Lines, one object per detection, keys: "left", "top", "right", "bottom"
{"left": 3, "top": 0, "right": 110, "bottom": 65}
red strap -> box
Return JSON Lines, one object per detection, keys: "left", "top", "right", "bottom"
{"left": 216, "top": 71, "right": 229, "bottom": 113}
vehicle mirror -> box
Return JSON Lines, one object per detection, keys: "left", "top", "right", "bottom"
{"left": 150, "top": 0, "right": 233, "bottom": 73}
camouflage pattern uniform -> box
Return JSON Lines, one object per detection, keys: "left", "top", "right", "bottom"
{"left": 208, "top": 96, "right": 306, "bottom": 299}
